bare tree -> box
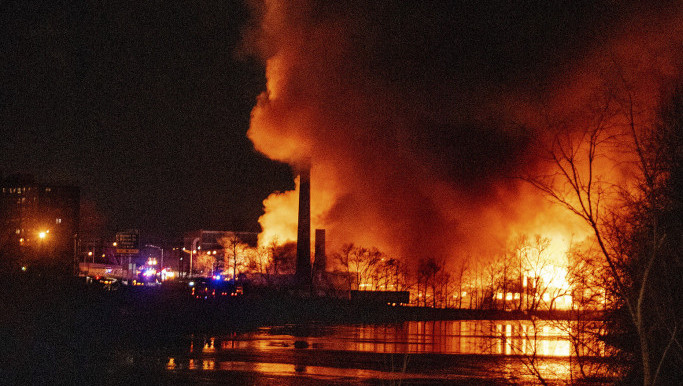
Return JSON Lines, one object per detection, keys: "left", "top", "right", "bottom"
{"left": 272, "top": 241, "right": 296, "bottom": 275}
{"left": 417, "top": 257, "right": 444, "bottom": 308}
{"left": 451, "top": 255, "right": 468, "bottom": 309}
{"left": 220, "top": 234, "right": 248, "bottom": 280}
{"left": 334, "top": 243, "right": 355, "bottom": 291}
{"left": 268, "top": 236, "right": 279, "bottom": 275}
{"left": 525, "top": 83, "right": 683, "bottom": 385}
{"left": 344, "top": 246, "right": 382, "bottom": 290}
{"left": 193, "top": 252, "right": 216, "bottom": 276}
{"left": 244, "top": 246, "right": 270, "bottom": 275}
{"left": 563, "top": 241, "right": 615, "bottom": 380}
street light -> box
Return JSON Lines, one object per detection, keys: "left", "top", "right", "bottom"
{"left": 38, "top": 230, "right": 49, "bottom": 257}
{"left": 145, "top": 244, "right": 164, "bottom": 269}
{"left": 190, "top": 237, "right": 200, "bottom": 278}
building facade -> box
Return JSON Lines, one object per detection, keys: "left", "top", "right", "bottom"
{"left": 0, "top": 174, "right": 79, "bottom": 273}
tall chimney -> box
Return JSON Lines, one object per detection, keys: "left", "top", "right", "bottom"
{"left": 314, "top": 229, "right": 326, "bottom": 274}
{"left": 295, "top": 163, "right": 312, "bottom": 288}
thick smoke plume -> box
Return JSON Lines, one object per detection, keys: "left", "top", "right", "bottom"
{"left": 244, "top": 0, "right": 683, "bottom": 265}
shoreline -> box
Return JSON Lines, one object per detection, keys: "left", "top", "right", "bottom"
{"left": 1, "top": 274, "right": 614, "bottom": 385}
{"left": 2, "top": 273, "right": 605, "bottom": 336}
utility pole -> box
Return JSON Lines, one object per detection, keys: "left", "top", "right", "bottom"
{"left": 190, "top": 237, "right": 200, "bottom": 278}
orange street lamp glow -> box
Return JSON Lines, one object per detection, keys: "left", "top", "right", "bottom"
{"left": 38, "top": 231, "right": 47, "bottom": 239}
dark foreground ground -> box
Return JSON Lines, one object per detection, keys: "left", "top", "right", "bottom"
{"left": 0, "top": 274, "right": 610, "bottom": 385}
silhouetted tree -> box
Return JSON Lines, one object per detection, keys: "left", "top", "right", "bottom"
{"left": 455, "top": 255, "right": 470, "bottom": 309}
{"left": 417, "top": 257, "right": 444, "bottom": 308}
{"left": 526, "top": 82, "right": 683, "bottom": 385}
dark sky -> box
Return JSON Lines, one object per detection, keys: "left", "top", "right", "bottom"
{"left": 1, "top": 0, "right": 680, "bottom": 245}
{"left": 1, "top": 0, "right": 292, "bottom": 238}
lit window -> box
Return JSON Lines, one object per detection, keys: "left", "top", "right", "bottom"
{"left": 15, "top": 229, "right": 20, "bottom": 234}
{"left": 45, "top": 188, "right": 51, "bottom": 192}
{"left": 56, "top": 218, "right": 62, "bottom": 224}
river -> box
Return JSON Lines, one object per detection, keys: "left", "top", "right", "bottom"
{"left": 158, "top": 320, "right": 614, "bottom": 385}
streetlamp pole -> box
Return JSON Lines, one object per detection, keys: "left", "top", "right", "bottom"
{"left": 189, "top": 237, "right": 200, "bottom": 278}
{"left": 145, "top": 244, "right": 164, "bottom": 269}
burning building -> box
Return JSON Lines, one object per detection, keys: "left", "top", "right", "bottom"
{"left": 244, "top": 1, "right": 683, "bottom": 303}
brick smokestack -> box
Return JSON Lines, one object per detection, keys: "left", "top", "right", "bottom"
{"left": 295, "top": 162, "right": 312, "bottom": 288}
{"left": 314, "top": 229, "right": 326, "bottom": 274}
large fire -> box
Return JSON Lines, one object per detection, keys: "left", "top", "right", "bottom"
{"left": 242, "top": 1, "right": 683, "bottom": 307}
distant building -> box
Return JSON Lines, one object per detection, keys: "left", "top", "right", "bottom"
{"left": 183, "top": 230, "right": 257, "bottom": 251}
{"left": 0, "top": 174, "right": 79, "bottom": 273}
{"left": 182, "top": 230, "right": 258, "bottom": 277}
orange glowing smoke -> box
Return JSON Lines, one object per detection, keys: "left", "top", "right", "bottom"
{"left": 257, "top": 181, "right": 299, "bottom": 247}
{"left": 245, "top": 1, "right": 683, "bottom": 269}
{"left": 257, "top": 171, "right": 336, "bottom": 248}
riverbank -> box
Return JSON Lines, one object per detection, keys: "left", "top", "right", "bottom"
{"left": 0, "top": 274, "right": 608, "bottom": 384}
{"left": 1, "top": 273, "right": 602, "bottom": 334}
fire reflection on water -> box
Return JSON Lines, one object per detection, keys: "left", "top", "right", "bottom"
{"left": 202, "top": 337, "right": 216, "bottom": 352}
{"left": 166, "top": 320, "right": 608, "bottom": 382}
{"left": 167, "top": 358, "right": 440, "bottom": 381}
{"left": 205, "top": 320, "right": 598, "bottom": 357}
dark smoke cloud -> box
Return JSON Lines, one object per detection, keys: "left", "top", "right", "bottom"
{"left": 245, "top": 0, "right": 683, "bottom": 262}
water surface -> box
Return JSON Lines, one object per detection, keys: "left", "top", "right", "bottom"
{"left": 162, "top": 320, "right": 611, "bottom": 384}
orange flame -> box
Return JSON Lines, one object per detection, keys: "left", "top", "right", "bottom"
{"left": 246, "top": 0, "right": 683, "bottom": 275}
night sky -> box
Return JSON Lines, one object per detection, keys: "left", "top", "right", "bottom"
{"left": 2, "top": 1, "right": 681, "bottom": 245}
{"left": 1, "top": 1, "right": 292, "bottom": 238}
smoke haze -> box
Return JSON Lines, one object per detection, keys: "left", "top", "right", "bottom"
{"left": 244, "top": 0, "right": 683, "bottom": 264}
